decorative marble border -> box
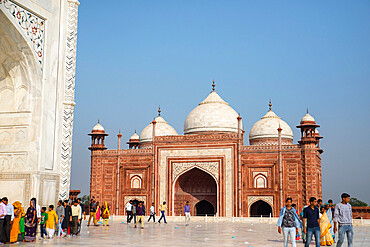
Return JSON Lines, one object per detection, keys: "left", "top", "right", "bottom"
{"left": 59, "top": 0, "right": 80, "bottom": 200}
{"left": 0, "top": 0, "right": 45, "bottom": 69}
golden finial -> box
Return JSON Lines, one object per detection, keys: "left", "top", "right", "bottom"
{"left": 98, "top": 119, "right": 100, "bottom": 124}
{"left": 134, "top": 129, "right": 136, "bottom": 133}
{"left": 212, "top": 80, "right": 215, "bottom": 91}
{"left": 269, "top": 99, "right": 272, "bottom": 111}
{"left": 158, "top": 105, "right": 161, "bottom": 116}
{"left": 307, "top": 108, "right": 309, "bottom": 114}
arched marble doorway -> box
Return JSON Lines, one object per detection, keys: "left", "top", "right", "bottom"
{"left": 173, "top": 168, "right": 217, "bottom": 216}
{"left": 0, "top": 9, "right": 42, "bottom": 203}
{"left": 250, "top": 200, "right": 273, "bottom": 217}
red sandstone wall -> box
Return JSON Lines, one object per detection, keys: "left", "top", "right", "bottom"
{"left": 90, "top": 134, "right": 323, "bottom": 217}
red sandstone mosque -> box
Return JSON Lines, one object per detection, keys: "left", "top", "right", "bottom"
{"left": 89, "top": 82, "right": 323, "bottom": 217}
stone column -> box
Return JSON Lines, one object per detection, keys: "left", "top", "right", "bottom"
{"left": 277, "top": 124, "right": 283, "bottom": 209}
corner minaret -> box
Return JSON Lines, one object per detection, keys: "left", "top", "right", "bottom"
{"left": 88, "top": 121, "right": 108, "bottom": 150}
{"left": 127, "top": 130, "right": 140, "bottom": 149}
{"left": 297, "top": 109, "right": 320, "bottom": 145}
{"left": 296, "top": 110, "right": 323, "bottom": 204}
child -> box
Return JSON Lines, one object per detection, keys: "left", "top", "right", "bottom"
{"left": 40, "top": 207, "right": 48, "bottom": 239}
{"left": 46, "top": 205, "right": 58, "bottom": 238}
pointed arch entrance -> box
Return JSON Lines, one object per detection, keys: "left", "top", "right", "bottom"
{"left": 195, "top": 200, "right": 215, "bottom": 216}
{"left": 250, "top": 200, "right": 273, "bottom": 217}
{"left": 173, "top": 167, "right": 217, "bottom": 216}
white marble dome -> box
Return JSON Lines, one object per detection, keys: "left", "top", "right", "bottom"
{"left": 249, "top": 110, "right": 293, "bottom": 140}
{"left": 140, "top": 116, "right": 178, "bottom": 143}
{"left": 92, "top": 123, "right": 105, "bottom": 132}
{"left": 184, "top": 91, "right": 242, "bottom": 134}
{"left": 129, "top": 132, "right": 139, "bottom": 140}
{"left": 301, "top": 113, "right": 315, "bottom": 123}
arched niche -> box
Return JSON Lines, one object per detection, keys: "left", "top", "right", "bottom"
{"left": 0, "top": 10, "right": 41, "bottom": 114}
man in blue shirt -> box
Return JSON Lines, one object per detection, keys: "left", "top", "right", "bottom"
{"left": 303, "top": 197, "right": 320, "bottom": 247}
{"left": 184, "top": 201, "right": 190, "bottom": 226}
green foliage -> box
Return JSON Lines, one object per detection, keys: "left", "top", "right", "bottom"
{"left": 349, "top": 197, "right": 368, "bottom": 207}
{"left": 81, "top": 195, "right": 90, "bottom": 205}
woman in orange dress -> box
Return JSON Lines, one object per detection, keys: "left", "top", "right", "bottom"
{"left": 10, "top": 201, "right": 25, "bottom": 243}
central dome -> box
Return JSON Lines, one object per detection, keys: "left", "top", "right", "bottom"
{"left": 184, "top": 90, "right": 242, "bottom": 134}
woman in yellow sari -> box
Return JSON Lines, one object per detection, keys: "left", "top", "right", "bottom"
{"left": 10, "top": 201, "right": 25, "bottom": 243}
{"left": 101, "top": 201, "right": 110, "bottom": 226}
{"left": 319, "top": 206, "right": 334, "bottom": 246}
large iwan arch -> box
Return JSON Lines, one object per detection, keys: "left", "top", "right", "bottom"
{"left": 0, "top": 0, "right": 80, "bottom": 205}
{"left": 173, "top": 167, "right": 217, "bottom": 216}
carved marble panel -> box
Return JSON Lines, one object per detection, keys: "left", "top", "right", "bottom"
{"left": 172, "top": 162, "right": 219, "bottom": 182}
{"left": 124, "top": 195, "right": 146, "bottom": 206}
{"left": 0, "top": 152, "right": 27, "bottom": 172}
{"left": 248, "top": 196, "right": 273, "bottom": 208}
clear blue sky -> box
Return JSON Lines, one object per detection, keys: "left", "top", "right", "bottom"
{"left": 71, "top": 0, "right": 370, "bottom": 204}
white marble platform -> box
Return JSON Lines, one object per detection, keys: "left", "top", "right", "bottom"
{"left": 6, "top": 220, "right": 370, "bottom": 246}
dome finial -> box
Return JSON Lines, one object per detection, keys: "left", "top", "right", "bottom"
{"left": 212, "top": 80, "right": 215, "bottom": 91}
{"left": 269, "top": 99, "right": 272, "bottom": 111}
{"left": 135, "top": 129, "right": 136, "bottom": 133}
{"left": 307, "top": 107, "right": 309, "bottom": 114}
{"left": 158, "top": 105, "right": 161, "bottom": 116}
{"left": 98, "top": 119, "right": 100, "bottom": 124}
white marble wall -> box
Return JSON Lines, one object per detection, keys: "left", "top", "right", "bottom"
{"left": 0, "top": 0, "right": 79, "bottom": 205}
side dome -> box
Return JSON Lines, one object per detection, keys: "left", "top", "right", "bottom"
{"left": 129, "top": 132, "right": 139, "bottom": 141}
{"left": 91, "top": 121, "right": 105, "bottom": 134}
{"left": 301, "top": 112, "right": 315, "bottom": 123}
{"left": 184, "top": 90, "right": 242, "bottom": 134}
{"left": 139, "top": 116, "right": 178, "bottom": 143}
{"left": 249, "top": 109, "right": 293, "bottom": 145}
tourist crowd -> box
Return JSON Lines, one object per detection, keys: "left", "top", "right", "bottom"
{"left": 1, "top": 193, "right": 354, "bottom": 246}
{"left": 0, "top": 197, "right": 90, "bottom": 244}
{"left": 277, "top": 193, "right": 353, "bottom": 247}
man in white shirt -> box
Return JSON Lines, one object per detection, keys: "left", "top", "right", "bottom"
{"left": 126, "top": 200, "right": 133, "bottom": 223}
{"left": 147, "top": 202, "right": 156, "bottom": 223}
{"left": 0, "top": 199, "right": 6, "bottom": 243}
{"left": 77, "top": 198, "right": 85, "bottom": 234}
{"left": 2, "top": 197, "right": 14, "bottom": 244}
{"left": 71, "top": 200, "right": 82, "bottom": 236}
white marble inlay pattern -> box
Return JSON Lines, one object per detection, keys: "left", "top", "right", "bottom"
{"left": 0, "top": 0, "right": 45, "bottom": 69}
{"left": 248, "top": 196, "right": 273, "bottom": 208}
{"left": 172, "top": 162, "right": 219, "bottom": 182}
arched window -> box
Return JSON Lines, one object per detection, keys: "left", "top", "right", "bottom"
{"left": 254, "top": 174, "right": 267, "bottom": 188}
{"left": 131, "top": 176, "right": 142, "bottom": 189}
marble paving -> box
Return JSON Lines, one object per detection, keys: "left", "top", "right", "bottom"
{"left": 7, "top": 220, "right": 370, "bottom": 246}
